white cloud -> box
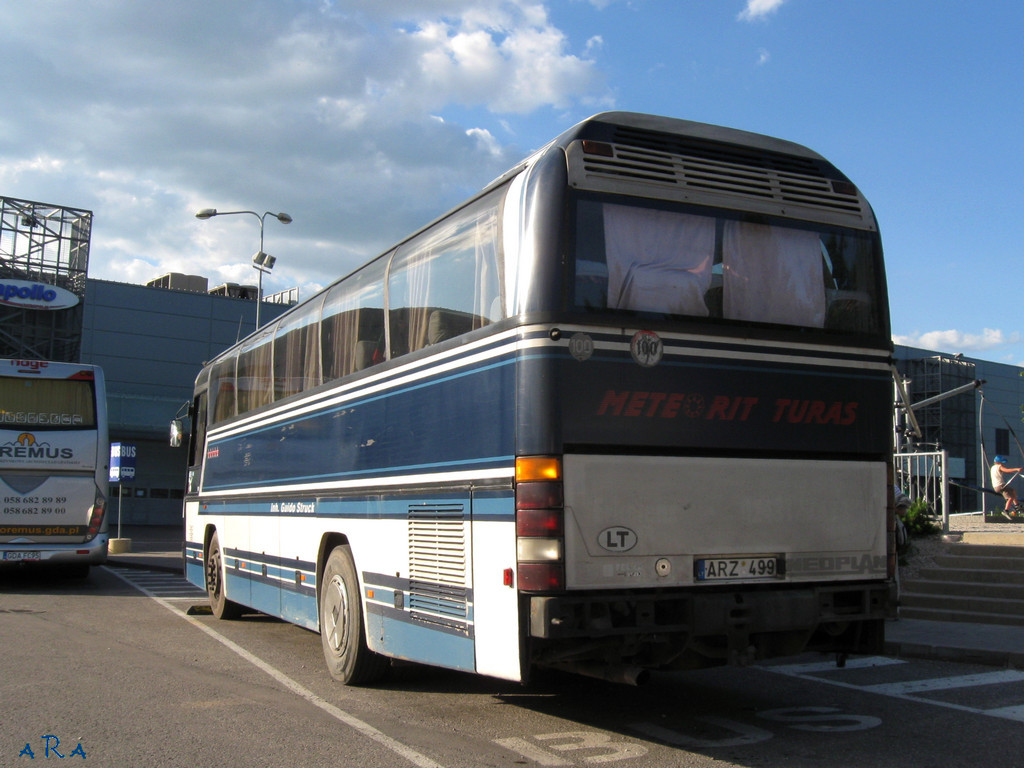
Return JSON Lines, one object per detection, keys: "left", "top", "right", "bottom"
{"left": 738, "top": 0, "right": 787, "bottom": 22}
{"left": 756, "top": 48, "right": 771, "bottom": 66}
{"left": 409, "top": 6, "right": 601, "bottom": 113}
{"left": 893, "top": 328, "right": 1023, "bottom": 354}
{"left": 0, "top": 1, "right": 610, "bottom": 294}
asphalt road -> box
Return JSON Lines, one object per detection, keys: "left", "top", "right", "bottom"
{"left": 2, "top": 564, "right": 1023, "bottom": 768}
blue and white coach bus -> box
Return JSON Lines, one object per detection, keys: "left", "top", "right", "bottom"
{"left": 180, "top": 112, "right": 894, "bottom": 685}
{"left": 1, "top": 359, "right": 109, "bottom": 576}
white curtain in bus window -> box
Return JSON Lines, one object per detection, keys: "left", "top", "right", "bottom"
{"left": 474, "top": 215, "right": 501, "bottom": 324}
{"left": 389, "top": 200, "right": 501, "bottom": 356}
{"left": 236, "top": 330, "right": 274, "bottom": 412}
{"left": 273, "top": 295, "right": 324, "bottom": 400}
{"left": 603, "top": 204, "right": 714, "bottom": 316}
{"left": 210, "top": 354, "right": 237, "bottom": 424}
{"left": 320, "top": 260, "right": 387, "bottom": 379}
{"left": 722, "top": 222, "right": 826, "bottom": 328}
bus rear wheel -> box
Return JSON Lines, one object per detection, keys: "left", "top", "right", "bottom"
{"left": 206, "top": 531, "right": 243, "bottom": 620}
{"left": 319, "top": 545, "right": 388, "bottom": 685}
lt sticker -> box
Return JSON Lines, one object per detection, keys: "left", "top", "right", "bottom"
{"left": 598, "top": 526, "right": 638, "bottom": 552}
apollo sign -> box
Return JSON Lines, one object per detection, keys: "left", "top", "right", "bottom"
{"left": 0, "top": 279, "right": 79, "bottom": 310}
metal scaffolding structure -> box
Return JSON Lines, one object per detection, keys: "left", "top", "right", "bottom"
{"left": 902, "top": 354, "right": 979, "bottom": 512}
{"left": 0, "top": 196, "right": 92, "bottom": 361}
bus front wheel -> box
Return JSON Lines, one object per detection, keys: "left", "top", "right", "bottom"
{"left": 206, "top": 531, "right": 243, "bottom": 620}
{"left": 319, "top": 545, "right": 388, "bottom": 684}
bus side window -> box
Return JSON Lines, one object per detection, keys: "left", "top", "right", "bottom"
{"left": 388, "top": 189, "right": 503, "bottom": 357}
{"left": 273, "top": 295, "right": 324, "bottom": 400}
{"left": 189, "top": 393, "right": 208, "bottom": 469}
{"left": 210, "top": 353, "right": 237, "bottom": 424}
{"left": 236, "top": 330, "right": 274, "bottom": 413}
{"left": 320, "top": 258, "right": 387, "bottom": 381}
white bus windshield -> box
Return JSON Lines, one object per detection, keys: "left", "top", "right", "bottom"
{"left": 573, "top": 198, "right": 882, "bottom": 335}
{"left": 0, "top": 376, "right": 96, "bottom": 428}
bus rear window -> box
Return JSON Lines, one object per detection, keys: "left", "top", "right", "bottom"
{"left": 573, "top": 199, "right": 882, "bottom": 335}
{"left": 0, "top": 376, "right": 96, "bottom": 428}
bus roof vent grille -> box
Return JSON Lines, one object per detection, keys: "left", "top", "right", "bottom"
{"left": 574, "top": 125, "right": 868, "bottom": 220}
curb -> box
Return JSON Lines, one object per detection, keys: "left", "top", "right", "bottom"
{"left": 959, "top": 531, "right": 1024, "bottom": 547}
{"left": 105, "top": 556, "right": 184, "bottom": 575}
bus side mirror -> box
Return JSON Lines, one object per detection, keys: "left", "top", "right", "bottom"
{"left": 170, "top": 419, "right": 185, "bottom": 448}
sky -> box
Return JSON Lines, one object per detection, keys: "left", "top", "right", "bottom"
{"left": 1, "top": 0, "right": 1022, "bottom": 364}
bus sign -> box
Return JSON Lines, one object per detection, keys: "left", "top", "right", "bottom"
{"left": 109, "top": 442, "right": 136, "bottom": 483}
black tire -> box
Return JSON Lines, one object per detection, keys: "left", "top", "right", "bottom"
{"left": 319, "top": 545, "right": 388, "bottom": 685}
{"left": 206, "top": 531, "right": 243, "bottom": 620}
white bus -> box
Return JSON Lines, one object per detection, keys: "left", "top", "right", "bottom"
{"left": 1, "top": 359, "right": 109, "bottom": 576}
{"left": 180, "top": 112, "right": 894, "bottom": 685}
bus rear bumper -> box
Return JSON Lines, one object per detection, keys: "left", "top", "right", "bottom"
{"left": 528, "top": 582, "right": 888, "bottom": 670}
{"left": 0, "top": 534, "right": 109, "bottom": 568}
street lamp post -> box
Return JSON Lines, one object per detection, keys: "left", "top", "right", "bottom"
{"left": 195, "top": 208, "right": 292, "bottom": 328}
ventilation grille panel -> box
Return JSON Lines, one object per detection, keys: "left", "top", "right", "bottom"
{"left": 407, "top": 503, "right": 469, "bottom": 631}
{"left": 568, "top": 125, "right": 872, "bottom": 227}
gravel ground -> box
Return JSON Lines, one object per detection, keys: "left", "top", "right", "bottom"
{"left": 901, "top": 513, "right": 1024, "bottom": 580}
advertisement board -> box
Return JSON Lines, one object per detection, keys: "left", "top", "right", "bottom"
{"left": 0, "top": 279, "right": 79, "bottom": 310}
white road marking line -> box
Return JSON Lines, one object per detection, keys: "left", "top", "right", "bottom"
{"left": 106, "top": 567, "right": 207, "bottom": 598}
{"left": 986, "top": 705, "right": 1024, "bottom": 723}
{"left": 493, "top": 737, "right": 570, "bottom": 766}
{"left": 105, "top": 566, "right": 447, "bottom": 768}
{"left": 766, "top": 656, "right": 905, "bottom": 675}
{"left": 763, "top": 655, "right": 1024, "bottom": 724}
{"left": 861, "top": 669, "right": 1024, "bottom": 695}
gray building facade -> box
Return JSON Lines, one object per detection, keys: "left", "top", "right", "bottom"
{"left": 79, "top": 278, "right": 289, "bottom": 524}
{"left": 893, "top": 346, "right": 1024, "bottom": 514}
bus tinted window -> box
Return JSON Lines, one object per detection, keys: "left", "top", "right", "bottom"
{"left": 210, "top": 353, "right": 237, "bottom": 424}
{"left": 574, "top": 198, "right": 880, "bottom": 334}
{"left": 388, "top": 188, "right": 504, "bottom": 358}
{"left": 0, "top": 376, "right": 96, "bottom": 428}
{"left": 320, "top": 258, "right": 387, "bottom": 380}
{"left": 273, "top": 294, "right": 324, "bottom": 400}
{"left": 236, "top": 330, "right": 274, "bottom": 413}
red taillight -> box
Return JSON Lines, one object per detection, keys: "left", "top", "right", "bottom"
{"left": 516, "top": 507, "right": 564, "bottom": 537}
{"left": 516, "top": 456, "right": 565, "bottom": 592}
{"left": 515, "top": 481, "right": 563, "bottom": 510}
{"left": 517, "top": 562, "right": 565, "bottom": 592}
{"left": 85, "top": 496, "right": 106, "bottom": 542}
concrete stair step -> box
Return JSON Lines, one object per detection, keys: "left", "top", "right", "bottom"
{"left": 947, "top": 543, "right": 1024, "bottom": 559}
{"left": 898, "top": 605, "right": 1024, "bottom": 628}
{"left": 899, "top": 536, "right": 1024, "bottom": 627}
{"left": 933, "top": 553, "right": 1024, "bottom": 571}
{"left": 899, "top": 589, "right": 1024, "bottom": 619}
{"left": 902, "top": 578, "right": 1024, "bottom": 600}
{"left": 915, "top": 566, "right": 1024, "bottom": 586}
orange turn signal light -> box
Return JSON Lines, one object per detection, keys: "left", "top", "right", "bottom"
{"left": 515, "top": 456, "right": 561, "bottom": 483}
